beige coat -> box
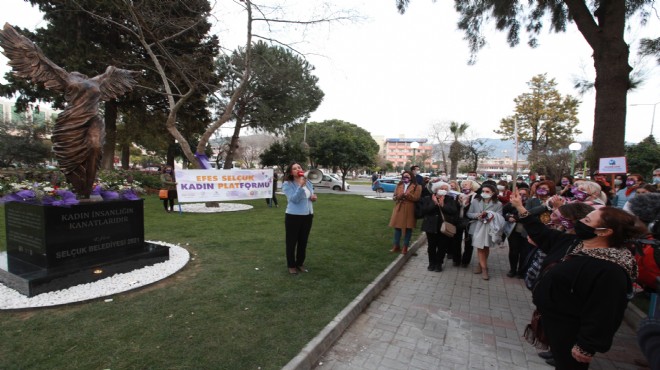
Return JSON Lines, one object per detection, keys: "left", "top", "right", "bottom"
{"left": 388, "top": 182, "right": 422, "bottom": 229}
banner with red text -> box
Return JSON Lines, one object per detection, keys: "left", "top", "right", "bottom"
{"left": 175, "top": 169, "right": 274, "bottom": 202}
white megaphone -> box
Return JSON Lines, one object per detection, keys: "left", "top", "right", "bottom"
{"left": 304, "top": 169, "right": 324, "bottom": 184}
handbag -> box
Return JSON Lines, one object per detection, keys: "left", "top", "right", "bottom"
{"left": 523, "top": 309, "right": 549, "bottom": 349}
{"left": 159, "top": 189, "right": 169, "bottom": 199}
{"left": 439, "top": 210, "right": 456, "bottom": 237}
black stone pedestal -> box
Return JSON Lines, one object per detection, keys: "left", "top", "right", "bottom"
{"left": 0, "top": 200, "right": 169, "bottom": 297}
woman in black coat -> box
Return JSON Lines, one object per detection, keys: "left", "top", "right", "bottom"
{"left": 510, "top": 191, "right": 645, "bottom": 369}
{"left": 421, "top": 181, "right": 459, "bottom": 272}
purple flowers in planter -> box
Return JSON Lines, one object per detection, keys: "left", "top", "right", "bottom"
{"left": 42, "top": 190, "right": 79, "bottom": 207}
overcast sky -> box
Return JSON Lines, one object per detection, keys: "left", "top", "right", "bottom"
{"left": 2, "top": 0, "right": 659, "bottom": 145}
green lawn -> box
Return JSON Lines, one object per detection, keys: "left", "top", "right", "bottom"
{"left": 0, "top": 194, "right": 416, "bottom": 370}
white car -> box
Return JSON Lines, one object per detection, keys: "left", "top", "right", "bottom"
{"left": 316, "top": 174, "right": 350, "bottom": 191}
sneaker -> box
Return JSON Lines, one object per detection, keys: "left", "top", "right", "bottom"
{"left": 473, "top": 265, "right": 482, "bottom": 274}
{"left": 506, "top": 271, "right": 516, "bottom": 278}
{"left": 427, "top": 265, "right": 436, "bottom": 271}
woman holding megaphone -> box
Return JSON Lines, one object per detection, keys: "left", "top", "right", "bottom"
{"left": 282, "top": 162, "right": 318, "bottom": 275}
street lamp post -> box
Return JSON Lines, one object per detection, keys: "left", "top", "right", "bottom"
{"left": 630, "top": 101, "right": 660, "bottom": 136}
{"left": 410, "top": 141, "right": 420, "bottom": 166}
{"left": 569, "top": 142, "right": 582, "bottom": 176}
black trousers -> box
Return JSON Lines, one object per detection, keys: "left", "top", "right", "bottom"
{"left": 507, "top": 231, "right": 526, "bottom": 274}
{"left": 285, "top": 213, "right": 313, "bottom": 268}
{"left": 162, "top": 190, "right": 177, "bottom": 211}
{"left": 427, "top": 232, "right": 452, "bottom": 267}
{"left": 451, "top": 226, "right": 473, "bottom": 265}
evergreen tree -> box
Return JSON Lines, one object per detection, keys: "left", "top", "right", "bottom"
{"left": 495, "top": 74, "right": 580, "bottom": 165}
{"left": 215, "top": 41, "right": 324, "bottom": 169}
{"left": 626, "top": 135, "right": 660, "bottom": 178}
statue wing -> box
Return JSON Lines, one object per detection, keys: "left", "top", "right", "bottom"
{"left": 93, "top": 66, "right": 139, "bottom": 101}
{"left": 0, "top": 23, "right": 69, "bottom": 92}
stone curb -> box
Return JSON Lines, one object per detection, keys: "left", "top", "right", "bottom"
{"left": 282, "top": 234, "right": 428, "bottom": 370}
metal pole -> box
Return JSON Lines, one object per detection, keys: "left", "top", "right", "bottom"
{"left": 652, "top": 104, "right": 657, "bottom": 136}
{"left": 570, "top": 151, "right": 576, "bottom": 176}
{"left": 513, "top": 119, "right": 519, "bottom": 188}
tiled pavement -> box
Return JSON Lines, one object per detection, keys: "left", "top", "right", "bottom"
{"left": 305, "top": 239, "right": 649, "bottom": 370}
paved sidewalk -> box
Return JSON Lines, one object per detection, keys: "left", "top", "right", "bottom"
{"left": 312, "top": 241, "right": 648, "bottom": 370}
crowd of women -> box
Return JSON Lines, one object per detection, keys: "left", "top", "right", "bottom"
{"left": 387, "top": 168, "right": 660, "bottom": 369}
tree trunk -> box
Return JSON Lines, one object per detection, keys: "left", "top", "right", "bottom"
{"left": 223, "top": 120, "right": 242, "bottom": 169}
{"left": 120, "top": 142, "right": 130, "bottom": 169}
{"left": 167, "top": 142, "right": 177, "bottom": 168}
{"left": 101, "top": 100, "right": 118, "bottom": 170}
{"left": 565, "top": 0, "right": 630, "bottom": 174}
{"left": 591, "top": 41, "right": 630, "bottom": 174}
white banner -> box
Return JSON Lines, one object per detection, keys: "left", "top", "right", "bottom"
{"left": 175, "top": 169, "right": 274, "bottom": 203}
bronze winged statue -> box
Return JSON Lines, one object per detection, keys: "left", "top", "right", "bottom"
{"left": 0, "top": 23, "right": 139, "bottom": 199}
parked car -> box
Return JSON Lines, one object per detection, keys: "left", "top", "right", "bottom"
{"left": 315, "top": 174, "right": 350, "bottom": 191}
{"left": 372, "top": 177, "right": 399, "bottom": 193}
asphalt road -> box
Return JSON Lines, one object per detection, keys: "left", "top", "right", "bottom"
{"left": 314, "top": 183, "right": 385, "bottom": 197}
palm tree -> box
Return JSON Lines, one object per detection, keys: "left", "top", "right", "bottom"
{"left": 449, "top": 121, "right": 469, "bottom": 179}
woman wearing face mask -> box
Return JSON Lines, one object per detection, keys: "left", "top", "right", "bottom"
{"left": 558, "top": 176, "right": 575, "bottom": 198}
{"left": 452, "top": 179, "right": 480, "bottom": 267}
{"left": 389, "top": 170, "right": 422, "bottom": 255}
{"left": 282, "top": 162, "right": 317, "bottom": 275}
{"left": 510, "top": 191, "right": 643, "bottom": 369}
{"left": 497, "top": 180, "right": 512, "bottom": 204}
{"left": 613, "top": 174, "right": 644, "bottom": 208}
{"left": 420, "top": 181, "right": 458, "bottom": 272}
{"left": 525, "top": 180, "right": 557, "bottom": 225}
{"left": 467, "top": 183, "right": 504, "bottom": 280}
{"left": 160, "top": 165, "right": 177, "bottom": 213}
{"left": 502, "top": 187, "right": 531, "bottom": 278}
{"left": 570, "top": 180, "right": 607, "bottom": 208}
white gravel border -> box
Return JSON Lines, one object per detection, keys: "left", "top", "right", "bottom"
{"left": 0, "top": 241, "right": 190, "bottom": 310}
{"left": 363, "top": 195, "right": 394, "bottom": 200}
{"left": 178, "top": 203, "right": 252, "bottom": 213}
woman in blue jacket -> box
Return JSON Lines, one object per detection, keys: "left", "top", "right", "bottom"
{"left": 282, "top": 162, "right": 317, "bottom": 275}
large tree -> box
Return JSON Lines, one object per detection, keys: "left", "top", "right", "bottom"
{"left": 259, "top": 139, "right": 308, "bottom": 173}
{"left": 495, "top": 74, "right": 581, "bottom": 162}
{"left": 396, "top": 0, "right": 654, "bottom": 174}
{"left": 0, "top": 111, "right": 51, "bottom": 167}
{"left": 307, "top": 119, "right": 379, "bottom": 189}
{"left": 0, "top": 0, "right": 218, "bottom": 169}
{"left": 215, "top": 40, "right": 324, "bottom": 169}
{"left": 625, "top": 135, "right": 660, "bottom": 179}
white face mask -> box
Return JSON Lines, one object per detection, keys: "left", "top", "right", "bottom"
{"left": 436, "top": 190, "right": 448, "bottom": 196}
{"left": 481, "top": 193, "right": 492, "bottom": 199}
{"left": 497, "top": 185, "right": 505, "bottom": 191}
{"left": 467, "top": 176, "right": 476, "bottom": 181}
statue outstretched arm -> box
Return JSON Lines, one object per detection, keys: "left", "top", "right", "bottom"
{"left": 93, "top": 66, "right": 140, "bottom": 101}
{"left": 0, "top": 23, "right": 69, "bottom": 92}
